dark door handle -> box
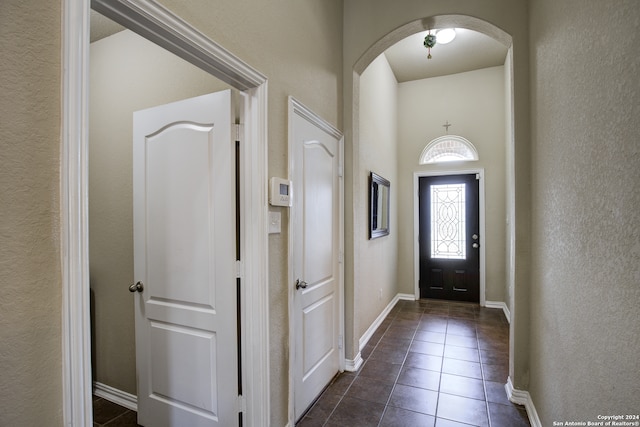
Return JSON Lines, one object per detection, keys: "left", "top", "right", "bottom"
{"left": 129, "top": 281, "right": 144, "bottom": 293}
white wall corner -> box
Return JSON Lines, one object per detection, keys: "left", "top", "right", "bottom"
{"left": 484, "top": 300, "right": 511, "bottom": 323}
{"left": 93, "top": 382, "right": 138, "bottom": 412}
{"left": 505, "top": 377, "right": 542, "bottom": 427}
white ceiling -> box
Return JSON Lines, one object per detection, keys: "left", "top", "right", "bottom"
{"left": 384, "top": 28, "right": 509, "bottom": 82}
{"left": 90, "top": 13, "right": 508, "bottom": 84}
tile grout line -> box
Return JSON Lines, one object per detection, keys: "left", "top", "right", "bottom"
{"left": 103, "top": 410, "right": 134, "bottom": 426}
{"left": 322, "top": 305, "right": 399, "bottom": 427}
{"left": 439, "top": 304, "right": 487, "bottom": 427}
{"left": 376, "top": 304, "right": 425, "bottom": 427}
{"left": 477, "top": 312, "right": 493, "bottom": 427}
{"left": 318, "top": 307, "right": 392, "bottom": 426}
{"left": 431, "top": 304, "right": 452, "bottom": 426}
{"left": 311, "top": 300, "right": 513, "bottom": 427}
{"left": 441, "top": 305, "right": 483, "bottom": 427}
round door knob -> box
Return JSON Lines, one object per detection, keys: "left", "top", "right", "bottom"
{"left": 472, "top": 243, "right": 479, "bottom": 249}
{"left": 295, "top": 279, "right": 308, "bottom": 290}
{"left": 129, "top": 281, "right": 144, "bottom": 293}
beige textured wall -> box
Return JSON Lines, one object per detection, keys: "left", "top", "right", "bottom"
{"left": 89, "top": 29, "right": 229, "bottom": 394}
{"left": 357, "top": 54, "right": 399, "bottom": 341}
{"left": 529, "top": 0, "right": 640, "bottom": 422}
{"left": 397, "top": 66, "right": 506, "bottom": 302}
{"left": 0, "top": 1, "right": 63, "bottom": 425}
{"left": 343, "top": 0, "right": 531, "bottom": 389}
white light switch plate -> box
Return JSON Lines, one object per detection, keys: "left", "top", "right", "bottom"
{"left": 268, "top": 211, "right": 281, "bottom": 234}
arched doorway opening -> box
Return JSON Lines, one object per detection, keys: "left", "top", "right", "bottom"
{"left": 348, "top": 13, "right": 519, "bottom": 396}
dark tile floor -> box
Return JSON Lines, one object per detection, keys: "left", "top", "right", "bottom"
{"left": 93, "top": 395, "right": 140, "bottom": 427}
{"left": 296, "top": 299, "right": 530, "bottom": 427}
{"left": 94, "top": 299, "right": 528, "bottom": 427}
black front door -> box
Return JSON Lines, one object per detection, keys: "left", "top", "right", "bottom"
{"left": 419, "top": 174, "right": 480, "bottom": 302}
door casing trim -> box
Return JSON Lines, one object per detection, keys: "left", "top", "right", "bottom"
{"left": 413, "top": 169, "right": 486, "bottom": 306}
{"left": 62, "top": 1, "right": 269, "bottom": 425}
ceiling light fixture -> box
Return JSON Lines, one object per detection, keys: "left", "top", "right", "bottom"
{"left": 423, "top": 31, "right": 437, "bottom": 59}
{"left": 423, "top": 28, "right": 456, "bottom": 59}
{"left": 437, "top": 28, "right": 456, "bottom": 44}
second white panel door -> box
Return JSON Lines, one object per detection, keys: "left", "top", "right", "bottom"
{"left": 290, "top": 100, "right": 343, "bottom": 422}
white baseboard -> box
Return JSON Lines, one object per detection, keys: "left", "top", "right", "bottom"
{"left": 505, "top": 377, "right": 541, "bottom": 427}
{"left": 344, "top": 292, "right": 416, "bottom": 373}
{"left": 396, "top": 293, "right": 416, "bottom": 302}
{"left": 93, "top": 381, "right": 137, "bottom": 412}
{"left": 358, "top": 293, "right": 414, "bottom": 351}
{"left": 346, "top": 293, "right": 413, "bottom": 372}
{"left": 484, "top": 300, "right": 511, "bottom": 323}
{"left": 344, "top": 352, "right": 363, "bottom": 372}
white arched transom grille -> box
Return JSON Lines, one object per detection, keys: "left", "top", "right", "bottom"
{"left": 419, "top": 135, "right": 479, "bottom": 164}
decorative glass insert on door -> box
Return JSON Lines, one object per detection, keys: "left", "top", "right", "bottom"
{"left": 430, "top": 183, "right": 466, "bottom": 259}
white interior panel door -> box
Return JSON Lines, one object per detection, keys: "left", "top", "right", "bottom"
{"left": 291, "top": 101, "right": 343, "bottom": 421}
{"left": 133, "top": 90, "right": 237, "bottom": 427}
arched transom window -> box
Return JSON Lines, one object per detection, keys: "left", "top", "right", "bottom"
{"left": 419, "top": 135, "right": 479, "bottom": 164}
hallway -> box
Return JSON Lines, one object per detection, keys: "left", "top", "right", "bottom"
{"left": 297, "top": 299, "right": 530, "bottom": 427}
{"left": 92, "top": 299, "right": 529, "bottom": 426}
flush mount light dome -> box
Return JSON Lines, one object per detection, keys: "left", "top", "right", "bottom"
{"left": 436, "top": 28, "right": 456, "bottom": 44}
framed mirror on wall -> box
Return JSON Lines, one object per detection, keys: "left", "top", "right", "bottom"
{"left": 369, "top": 172, "right": 390, "bottom": 239}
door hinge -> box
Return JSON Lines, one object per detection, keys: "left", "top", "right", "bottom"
{"left": 338, "top": 334, "right": 343, "bottom": 349}
{"left": 236, "top": 260, "right": 243, "bottom": 278}
{"left": 234, "top": 123, "right": 243, "bottom": 143}
{"left": 476, "top": 173, "right": 480, "bottom": 180}
{"left": 338, "top": 250, "right": 344, "bottom": 264}
{"left": 237, "top": 395, "right": 246, "bottom": 413}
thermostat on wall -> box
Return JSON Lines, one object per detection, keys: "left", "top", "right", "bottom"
{"left": 269, "top": 177, "right": 292, "bottom": 207}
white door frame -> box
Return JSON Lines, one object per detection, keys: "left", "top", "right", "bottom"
{"left": 61, "top": 1, "right": 269, "bottom": 425}
{"left": 413, "top": 169, "right": 486, "bottom": 306}
{"left": 287, "top": 97, "right": 345, "bottom": 425}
